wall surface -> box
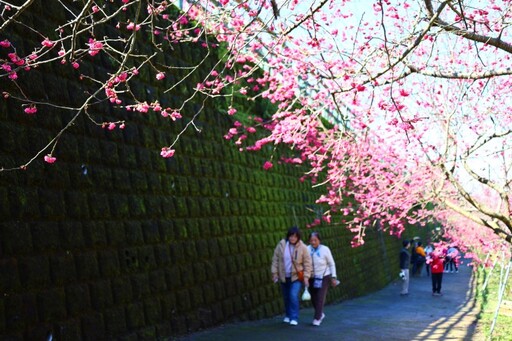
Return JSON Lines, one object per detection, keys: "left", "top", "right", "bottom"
{"left": 0, "top": 2, "right": 430, "bottom": 340}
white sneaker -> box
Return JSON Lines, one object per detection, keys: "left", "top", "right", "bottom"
{"left": 456, "top": 270, "right": 459, "bottom": 273}
{"left": 283, "top": 317, "right": 290, "bottom": 323}
{"left": 289, "top": 320, "right": 298, "bottom": 326}
{"left": 450, "top": 271, "right": 454, "bottom": 273}
{"left": 312, "top": 319, "right": 320, "bottom": 326}
{"left": 319, "top": 313, "right": 325, "bottom": 323}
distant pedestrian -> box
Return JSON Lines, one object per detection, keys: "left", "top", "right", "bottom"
{"left": 412, "top": 241, "right": 426, "bottom": 276}
{"left": 445, "top": 246, "right": 459, "bottom": 273}
{"left": 399, "top": 240, "right": 411, "bottom": 296}
{"left": 271, "top": 226, "right": 312, "bottom": 326}
{"left": 424, "top": 242, "right": 434, "bottom": 277}
{"left": 307, "top": 232, "right": 338, "bottom": 326}
{"left": 430, "top": 248, "right": 445, "bottom": 296}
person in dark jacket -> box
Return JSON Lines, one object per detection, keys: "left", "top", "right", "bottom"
{"left": 399, "top": 240, "right": 411, "bottom": 296}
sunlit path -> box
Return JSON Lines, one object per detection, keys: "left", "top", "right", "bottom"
{"left": 178, "top": 264, "right": 478, "bottom": 341}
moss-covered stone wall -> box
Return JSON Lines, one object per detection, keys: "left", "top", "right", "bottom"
{"left": 0, "top": 2, "right": 431, "bottom": 339}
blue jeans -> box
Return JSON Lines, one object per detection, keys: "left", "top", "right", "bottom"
{"left": 281, "top": 278, "right": 302, "bottom": 321}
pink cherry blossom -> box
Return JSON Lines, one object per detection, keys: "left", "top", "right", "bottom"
{"left": 41, "top": 38, "right": 55, "bottom": 48}
{"left": 263, "top": 161, "right": 273, "bottom": 170}
{"left": 24, "top": 106, "right": 37, "bottom": 114}
{"left": 156, "top": 72, "right": 165, "bottom": 80}
{"left": 44, "top": 154, "right": 57, "bottom": 164}
{"left": 160, "top": 147, "right": 175, "bottom": 158}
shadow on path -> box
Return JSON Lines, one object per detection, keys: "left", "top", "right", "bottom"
{"left": 177, "top": 265, "right": 478, "bottom": 341}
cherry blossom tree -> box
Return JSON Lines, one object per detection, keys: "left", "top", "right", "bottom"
{"left": 1, "top": 0, "right": 512, "bottom": 254}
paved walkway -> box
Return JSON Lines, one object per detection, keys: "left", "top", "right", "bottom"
{"left": 179, "top": 264, "right": 479, "bottom": 340}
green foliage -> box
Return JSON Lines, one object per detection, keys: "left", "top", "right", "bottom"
{"left": 474, "top": 264, "right": 512, "bottom": 340}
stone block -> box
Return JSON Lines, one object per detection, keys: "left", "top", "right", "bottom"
{"left": 18, "top": 256, "right": 50, "bottom": 290}
{"left": 125, "top": 302, "right": 145, "bottom": 329}
{"left": 59, "top": 222, "right": 85, "bottom": 249}
{"left": 98, "top": 250, "right": 120, "bottom": 277}
{"left": 154, "top": 245, "right": 171, "bottom": 266}
{"left": 165, "top": 266, "right": 181, "bottom": 288}
{"left": 131, "top": 273, "right": 150, "bottom": 300}
{"left": 170, "top": 315, "right": 187, "bottom": 335}
{"left": 173, "top": 197, "right": 189, "bottom": 217}
{"left": 120, "top": 248, "right": 139, "bottom": 272}
{"left": 214, "top": 280, "right": 226, "bottom": 301}
{"left": 195, "top": 240, "right": 209, "bottom": 260}
{"left": 31, "top": 223, "right": 60, "bottom": 252}
{"left": 176, "top": 289, "right": 191, "bottom": 312}
{"left": 138, "top": 326, "right": 157, "bottom": 340}
{"left": 180, "top": 265, "right": 195, "bottom": 287}
{"left": 89, "top": 280, "right": 113, "bottom": 310}
{"left": 170, "top": 242, "right": 185, "bottom": 263}
{"left": 83, "top": 222, "right": 107, "bottom": 248}
{"left": 109, "top": 195, "right": 130, "bottom": 218}
{"left": 66, "top": 284, "right": 91, "bottom": 316}
{"left": 88, "top": 192, "right": 111, "bottom": 219}
{"left": 65, "top": 191, "right": 90, "bottom": 219}
{"left": 222, "top": 299, "right": 234, "bottom": 318}
{"left": 50, "top": 252, "right": 76, "bottom": 286}
{"left": 158, "top": 221, "right": 174, "bottom": 242}
{"left": 111, "top": 276, "right": 133, "bottom": 304}
{"left": 160, "top": 293, "right": 177, "bottom": 320}
{"left": 207, "top": 239, "right": 219, "bottom": 258}
{"left": 0, "top": 257, "right": 20, "bottom": 293}
{"left": 144, "top": 297, "right": 162, "bottom": 325}
{"left": 138, "top": 246, "right": 156, "bottom": 270}
{"left": 124, "top": 221, "right": 144, "bottom": 246}
{"left": 54, "top": 318, "right": 81, "bottom": 340}
{"left": 38, "top": 189, "right": 65, "bottom": 219}
{"left": 0, "top": 223, "right": 32, "bottom": 255}
{"left": 130, "top": 170, "right": 148, "bottom": 192}
{"left": 81, "top": 312, "right": 105, "bottom": 341}
{"left": 75, "top": 251, "right": 99, "bottom": 280}
{"left": 142, "top": 222, "right": 160, "bottom": 244}
{"left": 128, "top": 195, "right": 147, "bottom": 218}
{"left": 189, "top": 286, "right": 204, "bottom": 307}
{"left": 38, "top": 288, "right": 66, "bottom": 322}
{"left": 102, "top": 222, "right": 124, "bottom": 247}
{"left": 156, "top": 322, "right": 172, "bottom": 339}
{"left": 104, "top": 306, "right": 127, "bottom": 337}
{"left": 149, "top": 269, "right": 167, "bottom": 293}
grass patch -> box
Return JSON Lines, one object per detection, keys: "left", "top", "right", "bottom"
{"left": 473, "top": 263, "right": 512, "bottom": 340}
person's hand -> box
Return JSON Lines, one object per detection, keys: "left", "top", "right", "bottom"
{"left": 304, "top": 279, "right": 310, "bottom": 287}
{"left": 331, "top": 278, "right": 339, "bottom": 287}
{"left": 272, "top": 275, "right": 279, "bottom": 283}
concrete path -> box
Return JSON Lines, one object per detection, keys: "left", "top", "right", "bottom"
{"left": 178, "top": 264, "right": 480, "bottom": 341}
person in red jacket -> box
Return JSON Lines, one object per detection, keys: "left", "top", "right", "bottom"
{"left": 429, "top": 248, "right": 445, "bottom": 296}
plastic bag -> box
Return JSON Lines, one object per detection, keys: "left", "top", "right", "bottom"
{"left": 301, "top": 287, "right": 311, "bottom": 301}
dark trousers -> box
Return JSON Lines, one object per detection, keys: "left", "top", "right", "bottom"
{"left": 446, "top": 258, "right": 458, "bottom": 272}
{"left": 431, "top": 273, "right": 443, "bottom": 293}
{"left": 309, "top": 275, "right": 331, "bottom": 320}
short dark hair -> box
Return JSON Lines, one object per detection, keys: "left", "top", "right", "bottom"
{"left": 402, "top": 240, "right": 410, "bottom": 247}
{"left": 417, "top": 241, "right": 422, "bottom": 247}
{"left": 286, "top": 226, "right": 301, "bottom": 241}
{"left": 309, "top": 231, "right": 321, "bottom": 241}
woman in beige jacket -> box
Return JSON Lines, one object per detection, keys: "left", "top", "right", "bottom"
{"left": 271, "top": 226, "right": 312, "bottom": 326}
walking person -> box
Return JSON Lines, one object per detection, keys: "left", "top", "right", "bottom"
{"left": 307, "top": 232, "right": 338, "bottom": 326}
{"left": 430, "top": 248, "right": 445, "bottom": 296}
{"left": 424, "top": 242, "right": 434, "bottom": 277}
{"left": 271, "top": 226, "right": 312, "bottom": 326}
{"left": 413, "top": 241, "right": 427, "bottom": 276}
{"left": 446, "top": 245, "right": 459, "bottom": 273}
{"left": 399, "top": 240, "right": 411, "bottom": 296}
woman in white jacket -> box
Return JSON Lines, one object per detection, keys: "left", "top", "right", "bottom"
{"left": 307, "top": 232, "right": 338, "bottom": 326}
